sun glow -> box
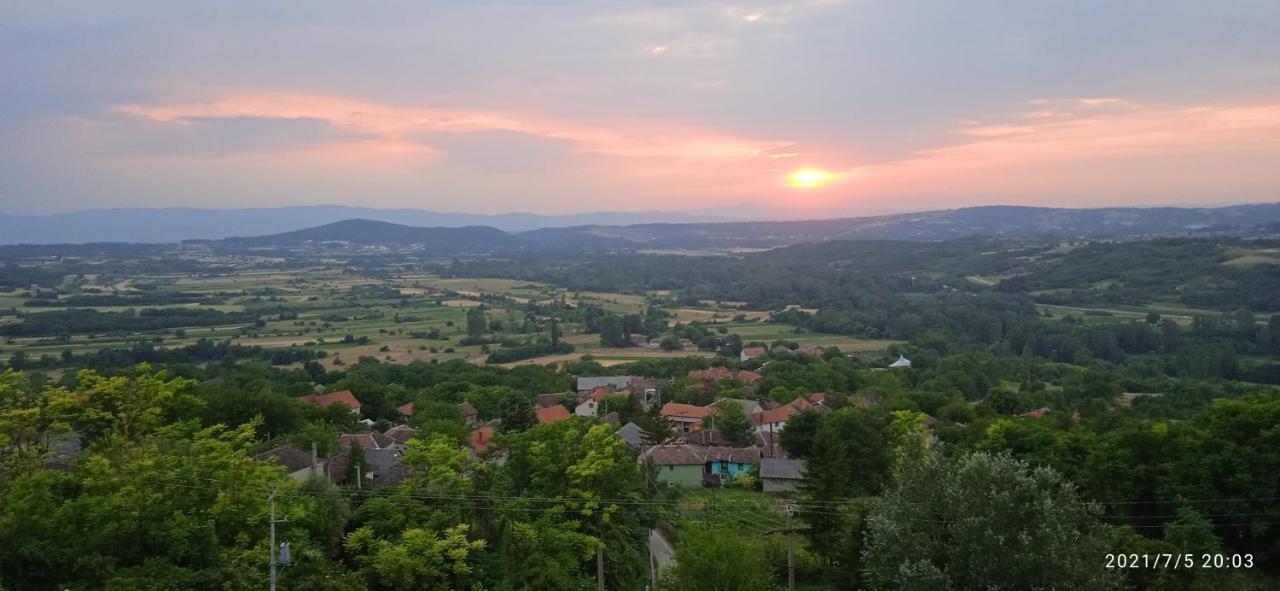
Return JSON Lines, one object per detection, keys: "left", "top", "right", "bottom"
{"left": 787, "top": 167, "right": 836, "bottom": 188}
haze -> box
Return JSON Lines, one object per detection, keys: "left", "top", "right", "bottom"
{"left": 2, "top": 1, "right": 1278, "bottom": 217}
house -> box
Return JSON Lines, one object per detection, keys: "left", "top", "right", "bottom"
{"left": 365, "top": 448, "right": 408, "bottom": 486}
{"left": 1020, "top": 407, "right": 1050, "bottom": 418}
{"left": 689, "top": 367, "right": 761, "bottom": 388}
{"left": 458, "top": 402, "right": 480, "bottom": 426}
{"left": 702, "top": 446, "right": 762, "bottom": 487}
{"left": 644, "top": 445, "right": 707, "bottom": 487}
{"left": 600, "top": 411, "right": 620, "bottom": 427}
{"left": 736, "top": 370, "right": 762, "bottom": 385}
{"left": 536, "top": 393, "right": 565, "bottom": 408}
{"left": 740, "top": 346, "right": 768, "bottom": 361}
{"left": 298, "top": 390, "right": 362, "bottom": 414}
{"left": 684, "top": 429, "right": 733, "bottom": 447}
{"left": 888, "top": 355, "right": 912, "bottom": 368}
{"left": 577, "top": 376, "right": 632, "bottom": 393}
{"left": 752, "top": 404, "right": 795, "bottom": 435}
{"left": 397, "top": 401, "right": 415, "bottom": 417}
{"left": 689, "top": 367, "right": 734, "bottom": 381}
{"left": 797, "top": 345, "right": 824, "bottom": 357}
{"left": 719, "top": 397, "right": 764, "bottom": 417}
{"left": 338, "top": 431, "right": 398, "bottom": 452}
{"left": 383, "top": 424, "right": 417, "bottom": 445}
{"left": 537, "top": 404, "right": 571, "bottom": 425}
{"left": 660, "top": 402, "right": 716, "bottom": 432}
{"left": 469, "top": 424, "right": 496, "bottom": 453}
{"left": 574, "top": 386, "right": 615, "bottom": 418}
{"left": 616, "top": 422, "right": 645, "bottom": 449}
{"left": 255, "top": 445, "right": 323, "bottom": 482}
{"left": 760, "top": 458, "right": 805, "bottom": 492}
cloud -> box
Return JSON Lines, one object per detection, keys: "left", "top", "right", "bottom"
{"left": 118, "top": 90, "right": 796, "bottom": 164}
{"left": 844, "top": 98, "right": 1280, "bottom": 207}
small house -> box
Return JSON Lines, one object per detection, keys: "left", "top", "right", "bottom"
{"left": 660, "top": 402, "right": 716, "bottom": 432}
{"left": 644, "top": 445, "right": 707, "bottom": 487}
{"left": 536, "top": 404, "right": 571, "bottom": 425}
{"left": 298, "top": 390, "right": 362, "bottom": 415}
{"left": 760, "top": 458, "right": 805, "bottom": 492}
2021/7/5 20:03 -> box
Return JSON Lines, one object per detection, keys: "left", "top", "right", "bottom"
{"left": 1106, "top": 554, "right": 1254, "bottom": 569}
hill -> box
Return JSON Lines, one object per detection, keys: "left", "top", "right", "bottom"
{"left": 228, "top": 219, "right": 522, "bottom": 253}
{"left": 0, "top": 205, "right": 730, "bottom": 245}
{"left": 519, "top": 203, "right": 1280, "bottom": 249}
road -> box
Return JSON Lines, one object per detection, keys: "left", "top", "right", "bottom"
{"left": 649, "top": 528, "right": 675, "bottom": 574}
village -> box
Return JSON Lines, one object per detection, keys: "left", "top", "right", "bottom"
{"left": 254, "top": 347, "right": 918, "bottom": 496}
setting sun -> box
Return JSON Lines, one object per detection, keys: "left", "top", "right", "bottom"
{"left": 787, "top": 167, "right": 836, "bottom": 188}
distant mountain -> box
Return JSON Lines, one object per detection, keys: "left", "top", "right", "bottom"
{"left": 6, "top": 203, "right": 1278, "bottom": 248}
{"left": 519, "top": 203, "right": 1280, "bottom": 249}
{"left": 228, "top": 219, "right": 521, "bottom": 253}
{"left": 0, "top": 205, "right": 731, "bottom": 245}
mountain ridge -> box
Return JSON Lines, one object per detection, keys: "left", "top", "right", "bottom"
{"left": 219, "top": 203, "right": 1280, "bottom": 252}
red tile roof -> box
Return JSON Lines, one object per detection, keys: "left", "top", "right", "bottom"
{"left": 737, "top": 370, "right": 762, "bottom": 384}
{"left": 397, "top": 401, "right": 414, "bottom": 416}
{"left": 536, "top": 404, "right": 571, "bottom": 424}
{"left": 689, "top": 367, "right": 733, "bottom": 381}
{"left": 741, "top": 346, "right": 767, "bottom": 358}
{"left": 752, "top": 404, "right": 795, "bottom": 426}
{"left": 588, "top": 386, "right": 623, "bottom": 402}
{"left": 298, "top": 390, "right": 361, "bottom": 410}
{"left": 660, "top": 402, "right": 716, "bottom": 419}
{"left": 807, "top": 392, "right": 826, "bottom": 404}
{"left": 789, "top": 396, "right": 813, "bottom": 410}
{"left": 469, "top": 425, "right": 495, "bottom": 452}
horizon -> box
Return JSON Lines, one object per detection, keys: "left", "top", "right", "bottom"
{"left": 3, "top": 2, "right": 1279, "bottom": 217}
{"left": 8, "top": 200, "right": 1280, "bottom": 225}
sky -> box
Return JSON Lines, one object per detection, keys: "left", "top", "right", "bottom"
{"left": 2, "top": 1, "right": 1278, "bottom": 218}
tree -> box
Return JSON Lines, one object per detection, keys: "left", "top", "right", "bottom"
{"left": 797, "top": 408, "right": 894, "bottom": 587}
{"left": 499, "top": 391, "right": 537, "bottom": 432}
{"left": 714, "top": 400, "right": 753, "bottom": 447}
{"left": 346, "top": 524, "right": 485, "bottom": 590}
{"left": 466, "top": 307, "right": 488, "bottom": 339}
{"left": 639, "top": 402, "right": 674, "bottom": 446}
{"left": 345, "top": 441, "right": 368, "bottom": 485}
{"left": 0, "top": 421, "right": 307, "bottom": 591}
{"left": 862, "top": 451, "right": 1122, "bottom": 590}
{"left": 779, "top": 409, "right": 822, "bottom": 458}
{"left": 668, "top": 526, "right": 772, "bottom": 591}
{"left": 549, "top": 318, "right": 562, "bottom": 347}
{"left": 600, "top": 315, "right": 627, "bottom": 347}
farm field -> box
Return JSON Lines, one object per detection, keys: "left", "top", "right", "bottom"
{"left": 0, "top": 265, "right": 890, "bottom": 368}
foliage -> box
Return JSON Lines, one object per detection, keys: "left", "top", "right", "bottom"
{"left": 862, "top": 451, "right": 1122, "bottom": 590}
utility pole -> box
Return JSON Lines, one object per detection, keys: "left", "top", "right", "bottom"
{"left": 269, "top": 489, "right": 289, "bottom": 591}
{"left": 785, "top": 502, "right": 795, "bottom": 591}
{"left": 269, "top": 490, "right": 277, "bottom": 591}
{"left": 596, "top": 542, "right": 605, "bottom": 591}
{"left": 648, "top": 531, "right": 656, "bottom": 591}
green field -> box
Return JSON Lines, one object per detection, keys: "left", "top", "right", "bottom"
{"left": 1, "top": 267, "right": 890, "bottom": 368}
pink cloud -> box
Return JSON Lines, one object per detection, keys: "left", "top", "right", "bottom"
{"left": 118, "top": 91, "right": 793, "bottom": 164}
{"left": 847, "top": 98, "right": 1280, "bottom": 206}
